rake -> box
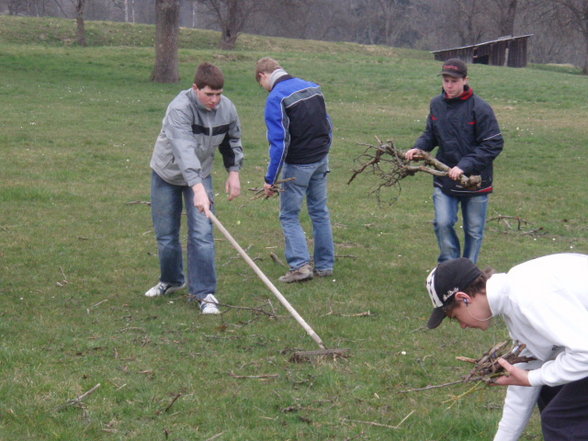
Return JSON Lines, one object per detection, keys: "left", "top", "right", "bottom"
{"left": 209, "top": 212, "right": 349, "bottom": 361}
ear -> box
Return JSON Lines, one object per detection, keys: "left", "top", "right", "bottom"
{"left": 455, "top": 292, "right": 470, "bottom": 304}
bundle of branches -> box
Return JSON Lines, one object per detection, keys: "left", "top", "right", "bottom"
{"left": 248, "top": 177, "right": 296, "bottom": 200}
{"left": 403, "top": 340, "right": 535, "bottom": 393}
{"left": 457, "top": 340, "right": 535, "bottom": 384}
{"left": 347, "top": 137, "right": 481, "bottom": 203}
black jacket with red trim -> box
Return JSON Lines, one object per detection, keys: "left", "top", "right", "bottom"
{"left": 414, "top": 86, "right": 503, "bottom": 196}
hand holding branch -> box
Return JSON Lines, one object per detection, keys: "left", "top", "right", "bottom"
{"left": 248, "top": 177, "right": 296, "bottom": 200}
{"left": 492, "top": 358, "right": 531, "bottom": 386}
{"left": 348, "top": 138, "right": 481, "bottom": 203}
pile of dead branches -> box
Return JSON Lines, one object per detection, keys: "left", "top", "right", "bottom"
{"left": 347, "top": 137, "right": 481, "bottom": 203}
{"left": 457, "top": 340, "right": 535, "bottom": 384}
{"left": 403, "top": 340, "right": 535, "bottom": 393}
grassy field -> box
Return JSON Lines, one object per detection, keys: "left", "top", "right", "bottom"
{"left": 1, "top": 15, "right": 587, "bottom": 441}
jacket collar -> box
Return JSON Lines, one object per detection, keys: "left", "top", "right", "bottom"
{"left": 443, "top": 85, "right": 474, "bottom": 102}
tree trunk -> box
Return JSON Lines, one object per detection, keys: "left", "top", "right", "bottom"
{"left": 220, "top": 0, "right": 240, "bottom": 49}
{"left": 498, "top": 0, "right": 518, "bottom": 36}
{"left": 75, "top": 0, "right": 87, "bottom": 46}
{"left": 584, "top": 30, "right": 588, "bottom": 74}
{"left": 152, "top": 0, "right": 180, "bottom": 83}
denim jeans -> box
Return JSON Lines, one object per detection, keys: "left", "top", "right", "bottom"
{"left": 279, "top": 156, "right": 335, "bottom": 271}
{"left": 432, "top": 186, "right": 488, "bottom": 264}
{"left": 151, "top": 171, "right": 216, "bottom": 300}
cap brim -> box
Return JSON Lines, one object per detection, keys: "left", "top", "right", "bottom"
{"left": 439, "top": 71, "right": 463, "bottom": 78}
{"left": 427, "top": 307, "right": 446, "bottom": 329}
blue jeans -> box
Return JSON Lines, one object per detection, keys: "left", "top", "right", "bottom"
{"left": 432, "top": 187, "right": 488, "bottom": 264}
{"left": 151, "top": 171, "right": 216, "bottom": 300}
{"left": 280, "top": 156, "right": 335, "bottom": 271}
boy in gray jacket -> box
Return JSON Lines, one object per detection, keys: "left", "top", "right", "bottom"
{"left": 145, "top": 62, "right": 244, "bottom": 314}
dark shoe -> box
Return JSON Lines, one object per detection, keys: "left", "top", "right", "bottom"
{"left": 314, "top": 269, "right": 333, "bottom": 277}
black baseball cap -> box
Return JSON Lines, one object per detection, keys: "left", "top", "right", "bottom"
{"left": 425, "top": 258, "right": 482, "bottom": 329}
{"left": 439, "top": 58, "right": 468, "bottom": 78}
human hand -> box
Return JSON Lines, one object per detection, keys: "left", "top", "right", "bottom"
{"left": 448, "top": 166, "right": 464, "bottom": 181}
{"left": 263, "top": 182, "right": 277, "bottom": 198}
{"left": 192, "top": 183, "right": 211, "bottom": 217}
{"left": 225, "top": 171, "right": 241, "bottom": 201}
{"left": 404, "top": 148, "right": 424, "bottom": 161}
{"left": 492, "top": 358, "right": 531, "bottom": 387}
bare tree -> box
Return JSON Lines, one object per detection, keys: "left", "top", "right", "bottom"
{"left": 454, "top": 0, "right": 485, "bottom": 45}
{"left": 7, "top": 0, "right": 55, "bottom": 15}
{"left": 488, "top": 0, "right": 519, "bottom": 37}
{"left": 552, "top": 0, "right": 588, "bottom": 73}
{"left": 374, "top": 0, "right": 411, "bottom": 46}
{"left": 74, "top": 0, "right": 87, "bottom": 45}
{"left": 197, "top": 0, "right": 261, "bottom": 49}
{"left": 152, "top": 0, "right": 180, "bottom": 83}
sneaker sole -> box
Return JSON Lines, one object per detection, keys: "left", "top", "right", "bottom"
{"left": 144, "top": 283, "right": 186, "bottom": 297}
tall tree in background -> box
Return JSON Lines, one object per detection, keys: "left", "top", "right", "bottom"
{"left": 75, "top": 0, "right": 87, "bottom": 46}
{"left": 552, "top": 0, "right": 588, "bottom": 74}
{"left": 152, "top": 0, "right": 180, "bottom": 83}
{"left": 198, "top": 0, "right": 260, "bottom": 49}
{"left": 375, "top": 0, "right": 410, "bottom": 46}
{"left": 479, "top": 0, "right": 519, "bottom": 37}
{"left": 454, "top": 0, "right": 485, "bottom": 45}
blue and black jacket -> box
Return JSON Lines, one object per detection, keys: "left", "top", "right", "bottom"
{"left": 414, "top": 86, "right": 503, "bottom": 196}
{"left": 264, "top": 75, "right": 332, "bottom": 185}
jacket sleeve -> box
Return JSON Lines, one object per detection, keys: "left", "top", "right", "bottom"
{"left": 264, "top": 93, "right": 289, "bottom": 185}
{"left": 457, "top": 99, "right": 503, "bottom": 175}
{"left": 219, "top": 103, "right": 244, "bottom": 173}
{"left": 493, "top": 355, "right": 543, "bottom": 441}
{"left": 493, "top": 382, "right": 541, "bottom": 441}
{"left": 164, "top": 106, "right": 203, "bottom": 187}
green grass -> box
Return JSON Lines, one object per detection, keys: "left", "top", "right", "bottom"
{"left": 1, "top": 15, "right": 587, "bottom": 441}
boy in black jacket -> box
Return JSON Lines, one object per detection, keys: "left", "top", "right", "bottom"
{"left": 405, "top": 58, "right": 503, "bottom": 264}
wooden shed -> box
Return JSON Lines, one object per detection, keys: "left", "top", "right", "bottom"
{"left": 432, "top": 35, "right": 533, "bottom": 68}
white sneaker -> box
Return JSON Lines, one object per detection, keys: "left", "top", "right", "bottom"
{"left": 200, "top": 294, "right": 220, "bottom": 314}
{"left": 144, "top": 281, "right": 186, "bottom": 297}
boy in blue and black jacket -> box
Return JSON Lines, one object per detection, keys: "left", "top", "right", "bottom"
{"left": 255, "top": 57, "right": 335, "bottom": 283}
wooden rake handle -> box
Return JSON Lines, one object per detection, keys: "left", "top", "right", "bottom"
{"left": 208, "top": 212, "right": 326, "bottom": 350}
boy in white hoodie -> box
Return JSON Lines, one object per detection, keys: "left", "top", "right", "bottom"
{"left": 424, "top": 253, "right": 588, "bottom": 440}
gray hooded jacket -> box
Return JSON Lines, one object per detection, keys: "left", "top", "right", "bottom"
{"left": 150, "top": 88, "right": 244, "bottom": 187}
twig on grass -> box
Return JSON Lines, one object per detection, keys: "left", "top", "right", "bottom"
{"left": 228, "top": 371, "right": 280, "bottom": 380}
{"left": 87, "top": 299, "right": 109, "bottom": 314}
{"left": 201, "top": 300, "right": 277, "bottom": 318}
{"left": 340, "top": 311, "right": 371, "bottom": 317}
{"left": 56, "top": 266, "right": 69, "bottom": 287}
{"left": 126, "top": 200, "right": 151, "bottom": 205}
{"left": 156, "top": 393, "right": 182, "bottom": 415}
{"left": 57, "top": 383, "right": 101, "bottom": 411}
{"left": 343, "top": 410, "right": 415, "bottom": 429}
{"left": 204, "top": 432, "right": 224, "bottom": 441}
{"left": 269, "top": 252, "right": 288, "bottom": 267}
{"left": 487, "top": 215, "right": 545, "bottom": 236}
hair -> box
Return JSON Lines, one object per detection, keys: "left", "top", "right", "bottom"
{"left": 194, "top": 62, "right": 224, "bottom": 90}
{"left": 444, "top": 267, "right": 495, "bottom": 314}
{"left": 255, "top": 57, "right": 281, "bottom": 83}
